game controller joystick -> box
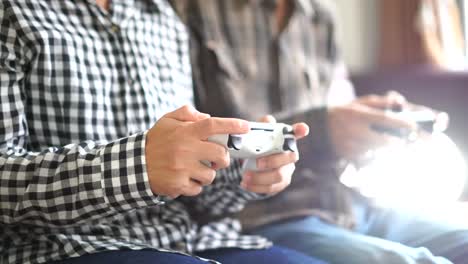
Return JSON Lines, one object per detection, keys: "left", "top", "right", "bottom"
{"left": 207, "top": 122, "right": 297, "bottom": 171}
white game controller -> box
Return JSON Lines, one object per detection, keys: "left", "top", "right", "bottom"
{"left": 207, "top": 122, "right": 297, "bottom": 171}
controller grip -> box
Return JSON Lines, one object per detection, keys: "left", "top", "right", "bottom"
{"left": 243, "top": 158, "right": 258, "bottom": 171}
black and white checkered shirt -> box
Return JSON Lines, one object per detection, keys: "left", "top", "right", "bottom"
{"left": 0, "top": 1, "right": 270, "bottom": 263}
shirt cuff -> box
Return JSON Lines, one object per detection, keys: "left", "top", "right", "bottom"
{"left": 100, "top": 131, "right": 164, "bottom": 211}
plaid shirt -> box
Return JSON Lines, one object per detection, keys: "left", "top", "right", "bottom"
{"left": 0, "top": 1, "right": 271, "bottom": 263}
{"left": 171, "top": 0, "right": 357, "bottom": 230}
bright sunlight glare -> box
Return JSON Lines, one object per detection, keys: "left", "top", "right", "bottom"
{"left": 341, "top": 133, "right": 466, "bottom": 210}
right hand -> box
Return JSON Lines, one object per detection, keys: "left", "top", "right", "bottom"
{"left": 328, "top": 93, "right": 417, "bottom": 163}
{"left": 240, "top": 115, "right": 310, "bottom": 195}
{"left": 145, "top": 105, "right": 249, "bottom": 198}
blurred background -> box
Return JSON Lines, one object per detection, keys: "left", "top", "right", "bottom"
{"left": 333, "top": 0, "right": 468, "bottom": 201}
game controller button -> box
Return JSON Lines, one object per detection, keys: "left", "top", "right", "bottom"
{"left": 418, "top": 120, "right": 435, "bottom": 133}
{"left": 283, "top": 138, "right": 297, "bottom": 152}
{"left": 390, "top": 104, "right": 403, "bottom": 112}
{"left": 282, "top": 126, "right": 294, "bottom": 135}
{"left": 227, "top": 135, "right": 242, "bottom": 150}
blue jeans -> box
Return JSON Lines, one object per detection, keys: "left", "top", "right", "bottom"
{"left": 53, "top": 246, "right": 327, "bottom": 264}
{"left": 253, "top": 194, "right": 468, "bottom": 264}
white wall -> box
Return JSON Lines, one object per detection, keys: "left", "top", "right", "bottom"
{"left": 333, "top": 0, "right": 380, "bottom": 73}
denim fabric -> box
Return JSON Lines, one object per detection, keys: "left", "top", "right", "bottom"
{"left": 253, "top": 194, "right": 468, "bottom": 264}
{"left": 53, "top": 246, "right": 327, "bottom": 264}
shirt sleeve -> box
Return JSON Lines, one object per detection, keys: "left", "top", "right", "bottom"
{"left": 291, "top": 64, "right": 355, "bottom": 175}
{"left": 0, "top": 13, "right": 162, "bottom": 228}
{"left": 274, "top": 2, "right": 355, "bottom": 178}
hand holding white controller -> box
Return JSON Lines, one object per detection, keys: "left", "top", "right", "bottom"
{"left": 207, "top": 122, "right": 297, "bottom": 171}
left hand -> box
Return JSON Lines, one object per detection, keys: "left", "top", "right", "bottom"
{"left": 328, "top": 92, "right": 417, "bottom": 162}
{"left": 240, "top": 115, "right": 309, "bottom": 195}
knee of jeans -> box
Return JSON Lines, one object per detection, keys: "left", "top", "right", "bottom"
{"left": 377, "top": 247, "right": 450, "bottom": 264}
{"left": 367, "top": 248, "right": 416, "bottom": 264}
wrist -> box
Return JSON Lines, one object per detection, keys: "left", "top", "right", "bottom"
{"left": 101, "top": 131, "right": 164, "bottom": 210}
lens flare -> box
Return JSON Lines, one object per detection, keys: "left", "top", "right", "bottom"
{"left": 341, "top": 133, "right": 466, "bottom": 209}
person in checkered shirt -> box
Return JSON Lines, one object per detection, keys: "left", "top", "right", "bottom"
{"left": 0, "top": 0, "right": 329, "bottom": 263}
